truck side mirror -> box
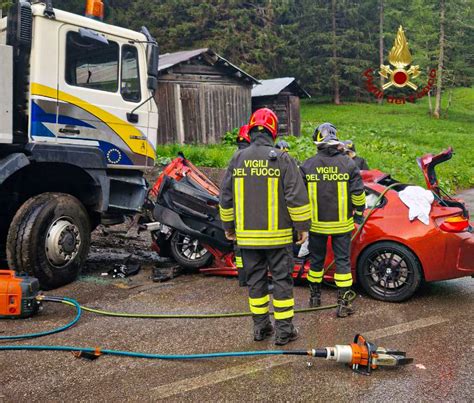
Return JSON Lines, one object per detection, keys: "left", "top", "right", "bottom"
{"left": 140, "top": 26, "right": 159, "bottom": 91}
{"left": 147, "top": 43, "right": 159, "bottom": 91}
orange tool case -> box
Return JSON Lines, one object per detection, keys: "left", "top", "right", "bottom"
{"left": 0, "top": 270, "right": 40, "bottom": 318}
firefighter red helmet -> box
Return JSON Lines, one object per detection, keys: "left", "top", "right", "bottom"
{"left": 248, "top": 108, "right": 278, "bottom": 139}
{"left": 237, "top": 125, "right": 250, "bottom": 144}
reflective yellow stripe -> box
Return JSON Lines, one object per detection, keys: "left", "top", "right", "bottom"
{"left": 274, "top": 309, "right": 294, "bottom": 320}
{"left": 312, "top": 218, "right": 354, "bottom": 228}
{"left": 308, "top": 182, "right": 318, "bottom": 223}
{"left": 343, "top": 182, "right": 348, "bottom": 220}
{"left": 338, "top": 182, "right": 348, "bottom": 222}
{"left": 351, "top": 192, "right": 366, "bottom": 206}
{"left": 334, "top": 273, "right": 352, "bottom": 281}
{"left": 310, "top": 218, "right": 354, "bottom": 234}
{"left": 249, "top": 295, "right": 270, "bottom": 306}
{"left": 237, "top": 237, "right": 293, "bottom": 247}
{"left": 234, "top": 178, "right": 245, "bottom": 231}
{"left": 273, "top": 298, "right": 294, "bottom": 308}
{"left": 307, "top": 269, "right": 324, "bottom": 283}
{"left": 268, "top": 178, "right": 279, "bottom": 231}
{"left": 288, "top": 204, "right": 311, "bottom": 214}
{"left": 235, "top": 257, "right": 243, "bottom": 268}
{"left": 354, "top": 210, "right": 363, "bottom": 216}
{"left": 236, "top": 229, "right": 292, "bottom": 238}
{"left": 311, "top": 226, "right": 354, "bottom": 235}
{"left": 335, "top": 279, "right": 353, "bottom": 288}
{"left": 219, "top": 206, "right": 234, "bottom": 222}
{"left": 334, "top": 273, "right": 353, "bottom": 287}
{"left": 288, "top": 203, "right": 311, "bottom": 222}
{"left": 31, "top": 83, "right": 155, "bottom": 159}
{"left": 308, "top": 269, "right": 324, "bottom": 278}
{"left": 250, "top": 305, "right": 270, "bottom": 315}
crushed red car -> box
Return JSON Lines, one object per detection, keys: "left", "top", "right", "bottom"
{"left": 147, "top": 147, "right": 473, "bottom": 302}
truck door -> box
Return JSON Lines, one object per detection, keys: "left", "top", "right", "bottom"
{"left": 55, "top": 25, "right": 154, "bottom": 168}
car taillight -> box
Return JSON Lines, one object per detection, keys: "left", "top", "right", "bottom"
{"left": 439, "top": 216, "right": 469, "bottom": 232}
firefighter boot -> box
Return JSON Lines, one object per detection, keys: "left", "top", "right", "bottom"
{"left": 309, "top": 283, "right": 321, "bottom": 307}
{"left": 336, "top": 288, "right": 355, "bottom": 318}
{"left": 254, "top": 323, "right": 274, "bottom": 342}
{"left": 274, "top": 326, "right": 299, "bottom": 346}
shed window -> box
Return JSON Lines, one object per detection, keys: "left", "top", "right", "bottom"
{"left": 65, "top": 31, "right": 119, "bottom": 92}
{"left": 121, "top": 45, "right": 141, "bottom": 102}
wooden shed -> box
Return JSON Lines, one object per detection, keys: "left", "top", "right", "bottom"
{"left": 252, "top": 77, "right": 310, "bottom": 136}
{"left": 156, "top": 48, "right": 259, "bottom": 144}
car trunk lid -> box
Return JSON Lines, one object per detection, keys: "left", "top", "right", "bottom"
{"left": 417, "top": 147, "right": 453, "bottom": 195}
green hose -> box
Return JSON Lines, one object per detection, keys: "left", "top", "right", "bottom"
{"left": 59, "top": 299, "right": 340, "bottom": 319}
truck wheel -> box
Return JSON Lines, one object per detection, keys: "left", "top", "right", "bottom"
{"left": 170, "top": 232, "right": 212, "bottom": 270}
{"left": 6, "top": 193, "right": 91, "bottom": 289}
{"left": 357, "top": 241, "right": 422, "bottom": 302}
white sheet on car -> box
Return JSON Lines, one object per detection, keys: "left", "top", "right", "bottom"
{"left": 398, "top": 186, "right": 434, "bottom": 225}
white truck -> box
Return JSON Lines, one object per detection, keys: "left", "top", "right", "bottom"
{"left": 0, "top": 0, "right": 159, "bottom": 288}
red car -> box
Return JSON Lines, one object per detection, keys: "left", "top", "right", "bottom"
{"left": 150, "top": 148, "right": 473, "bottom": 302}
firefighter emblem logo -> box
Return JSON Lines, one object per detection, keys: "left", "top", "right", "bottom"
{"left": 379, "top": 26, "right": 420, "bottom": 90}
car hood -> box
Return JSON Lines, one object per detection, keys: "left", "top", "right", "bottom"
{"left": 417, "top": 147, "right": 453, "bottom": 195}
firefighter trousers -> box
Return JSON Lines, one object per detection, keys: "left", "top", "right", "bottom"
{"left": 241, "top": 246, "right": 295, "bottom": 337}
{"left": 307, "top": 232, "right": 353, "bottom": 288}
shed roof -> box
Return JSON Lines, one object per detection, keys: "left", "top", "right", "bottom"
{"left": 252, "top": 77, "right": 310, "bottom": 98}
{"left": 158, "top": 48, "right": 259, "bottom": 84}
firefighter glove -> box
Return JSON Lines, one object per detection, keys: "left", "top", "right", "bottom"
{"left": 296, "top": 231, "right": 309, "bottom": 245}
{"left": 225, "top": 229, "right": 237, "bottom": 241}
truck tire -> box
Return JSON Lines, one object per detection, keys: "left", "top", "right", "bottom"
{"left": 6, "top": 193, "right": 91, "bottom": 289}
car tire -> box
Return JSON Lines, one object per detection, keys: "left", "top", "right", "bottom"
{"left": 6, "top": 193, "right": 91, "bottom": 290}
{"left": 170, "top": 232, "right": 212, "bottom": 270}
{"left": 357, "top": 241, "right": 422, "bottom": 302}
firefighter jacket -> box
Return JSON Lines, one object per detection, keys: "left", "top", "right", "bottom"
{"left": 219, "top": 134, "right": 311, "bottom": 249}
{"left": 300, "top": 147, "right": 366, "bottom": 235}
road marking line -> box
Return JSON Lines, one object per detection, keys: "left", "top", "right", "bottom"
{"left": 151, "top": 315, "right": 448, "bottom": 399}
{"left": 152, "top": 356, "right": 296, "bottom": 399}
{"left": 363, "top": 316, "right": 448, "bottom": 340}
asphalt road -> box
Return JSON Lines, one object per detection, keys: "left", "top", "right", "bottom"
{"left": 0, "top": 192, "right": 473, "bottom": 402}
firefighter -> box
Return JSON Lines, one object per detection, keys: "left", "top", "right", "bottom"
{"left": 343, "top": 140, "right": 369, "bottom": 170}
{"left": 219, "top": 108, "right": 311, "bottom": 345}
{"left": 300, "top": 123, "right": 366, "bottom": 318}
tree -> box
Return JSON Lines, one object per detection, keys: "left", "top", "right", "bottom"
{"left": 331, "top": 0, "right": 340, "bottom": 104}
{"left": 433, "top": 0, "right": 445, "bottom": 119}
{"left": 378, "top": 0, "right": 384, "bottom": 103}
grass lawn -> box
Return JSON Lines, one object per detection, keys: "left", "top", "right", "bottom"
{"left": 156, "top": 87, "right": 474, "bottom": 192}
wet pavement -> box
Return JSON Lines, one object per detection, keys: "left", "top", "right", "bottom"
{"left": 0, "top": 193, "right": 473, "bottom": 402}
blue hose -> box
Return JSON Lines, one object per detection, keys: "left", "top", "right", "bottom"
{"left": 0, "top": 297, "right": 310, "bottom": 359}
{"left": 0, "top": 297, "right": 81, "bottom": 341}
{"left": 0, "top": 345, "right": 296, "bottom": 359}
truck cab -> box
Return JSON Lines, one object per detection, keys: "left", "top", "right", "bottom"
{"left": 0, "top": 1, "right": 159, "bottom": 288}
